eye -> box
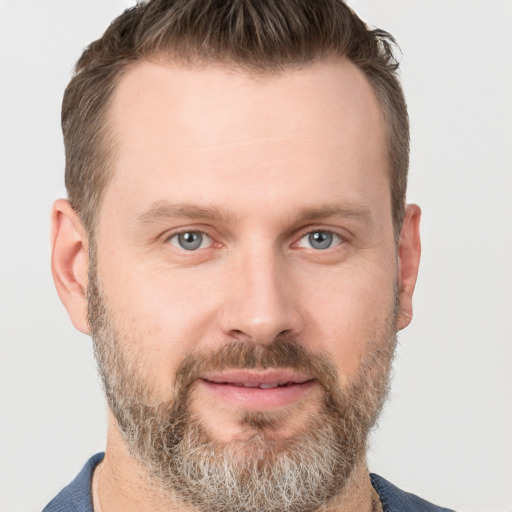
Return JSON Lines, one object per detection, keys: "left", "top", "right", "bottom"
{"left": 167, "top": 231, "right": 212, "bottom": 251}
{"left": 297, "top": 230, "right": 343, "bottom": 250}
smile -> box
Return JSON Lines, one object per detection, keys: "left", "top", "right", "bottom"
{"left": 198, "top": 370, "right": 316, "bottom": 410}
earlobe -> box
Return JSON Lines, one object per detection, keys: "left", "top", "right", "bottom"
{"left": 396, "top": 204, "right": 421, "bottom": 331}
{"left": 51, "top": 199, "right": 90, "bottom": 334}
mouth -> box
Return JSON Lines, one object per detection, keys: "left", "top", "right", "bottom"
{"left": 198, "top": 370, "right": 316, "bottom": 410}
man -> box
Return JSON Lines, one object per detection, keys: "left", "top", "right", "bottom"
{"left": 43, "top": 1, "right": 453, "bottom": 511}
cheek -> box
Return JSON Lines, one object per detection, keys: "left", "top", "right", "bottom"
{"left": 297, "top": 261, "right": 397, "bottom": 379}
{"left": 99, "top": 260, "right": 222, "bottom": 396}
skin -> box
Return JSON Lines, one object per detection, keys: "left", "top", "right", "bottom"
{"left": 51, "top": 57, "right": 421, "bottom": 511}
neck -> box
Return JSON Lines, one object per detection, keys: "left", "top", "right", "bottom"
{"left": 95, "top": 415, "right": 376, "bottom": 512}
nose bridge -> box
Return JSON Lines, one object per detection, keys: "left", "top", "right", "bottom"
{"left": 220, "top": 241, "right": 302, "bottom": 344}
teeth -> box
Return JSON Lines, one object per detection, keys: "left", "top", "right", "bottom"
{"left": 259, "top": 383, "right": 279, "bottom": 389}
{"left": 213, "top": 380, "right": 298, "bottom": 388}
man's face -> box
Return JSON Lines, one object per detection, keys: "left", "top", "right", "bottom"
{"left": 88, "top": 58, "right": 404, "bottom": 510}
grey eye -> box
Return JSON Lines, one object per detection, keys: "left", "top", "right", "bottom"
{"left": 298, "top": 230, "right": 342, "bottom": 250}
{"left": 168, "top": 231, "right": 211, "bottom": 250}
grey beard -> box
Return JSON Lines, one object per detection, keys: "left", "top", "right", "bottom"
{"left": 166, "top": 411, "right": 359, "bottom": 512}
{"left": 87, "top": 255, "right": 396, "bottom": 512}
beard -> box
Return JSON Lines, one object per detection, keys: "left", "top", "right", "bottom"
{"left": 87, "top": 254, "right": 397, "bottom": 512}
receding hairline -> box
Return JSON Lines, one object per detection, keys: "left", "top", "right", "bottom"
{"left": 93, "top": 53, "right": 391, "bottom": 229}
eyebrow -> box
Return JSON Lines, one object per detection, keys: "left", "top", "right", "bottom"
{"left": 137, "top": 200, "right": 372, "bottom": 226}
{"left": 294, "top": 203, "right": 372, "bottom": 223}
{"left": 137, "top": 201, "right": 236, "bottom": 225}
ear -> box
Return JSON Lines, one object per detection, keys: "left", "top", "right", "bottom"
{"left": 396, "top": 204, "right": 421, "bottom": 331}
{"left": 51, "top": 199, "right": 90, "bottom": 334}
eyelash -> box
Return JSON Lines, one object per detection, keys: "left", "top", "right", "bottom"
{"left": 294, "top": 230, "right": 344, "bottom": 250}
{"left": 166, "top": 230, "right": 214, "bottom": 251}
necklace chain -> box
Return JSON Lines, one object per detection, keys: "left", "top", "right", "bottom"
{"left": 371, "top": 484, "right": 384, "bottom": 512}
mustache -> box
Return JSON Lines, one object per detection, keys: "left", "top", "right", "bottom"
{"left": 172, "top": 337, "right": 340, "bottom": 395}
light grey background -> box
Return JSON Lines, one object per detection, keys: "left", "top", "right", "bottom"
{"left": 1, "top": 1, "right": 511, "bottom": 511}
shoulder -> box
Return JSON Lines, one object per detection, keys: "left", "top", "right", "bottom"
{"left": 370, "top": 474, "right": 457, "bottom": 512}
{"left": 42, "top": 453, "right": 104, "bottom": 512}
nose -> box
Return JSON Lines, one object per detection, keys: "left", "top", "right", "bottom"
{"left": 218, "top": 247, "right": 304, "bottom": 345}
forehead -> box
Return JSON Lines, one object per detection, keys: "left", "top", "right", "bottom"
{"left": 101, "top": 57, "right": 389, "bottom": 226}
{"left": 110, "top": 57, "right": 385, "bottom": 151}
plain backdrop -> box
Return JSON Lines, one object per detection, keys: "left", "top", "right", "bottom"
{"left": 1, "top": 1, "right": 511, "bottom": 511}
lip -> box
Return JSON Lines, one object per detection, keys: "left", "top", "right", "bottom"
{"left": 198, "top": 369, "right": 316, "bottom": 410}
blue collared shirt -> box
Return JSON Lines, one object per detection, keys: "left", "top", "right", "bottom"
{"left": 43, "top": 453, "right": 456, "bottom": 512}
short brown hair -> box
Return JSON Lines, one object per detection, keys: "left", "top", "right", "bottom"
{"left": 62, "top": 0, "right": 409, "bottom": 236}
